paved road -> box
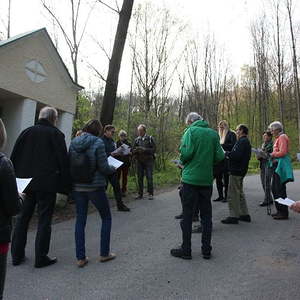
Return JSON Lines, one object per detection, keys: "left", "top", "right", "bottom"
{"left": 5, "top": 172, "right": 300, "bottom": 300}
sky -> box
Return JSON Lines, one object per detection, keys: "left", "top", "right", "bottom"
{"left": 0, "top": 0, "right": 299, "bottom": 93}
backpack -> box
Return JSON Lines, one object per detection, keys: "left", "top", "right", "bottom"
{"left": 70, "top": 149, "right": 95, "bottom": 184}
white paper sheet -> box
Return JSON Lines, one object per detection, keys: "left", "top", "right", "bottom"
{"left": 108, "top": 156, "right": 124, "bottom": 169}
{"left": 275, "top": 197, "right": 295, "bottom": 207}
{"left": 16, "top": 178, "right": 32, "bottom": 193}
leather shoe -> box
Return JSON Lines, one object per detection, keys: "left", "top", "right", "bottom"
{"left": 213, "top": 197, "right": 223, "bottom": 202}
{"left": 117, "top": 204, "right": 130, "bottom": 212}
{"left": 221, "top": 217, "right": 239, "bottom": 224}
{"left": 202, "top": 251, "right": 211, "bottom": 259}
{"left": 175, "top": 213, "right": 183, "bottom": 219}
{"left": 170, "top": 247, "right": 192, "bottom": 259}
{"left": 35, "top": 256, "right": 57, "bottom": 268}
{"left": 273, "top": 214, "right": 288, "bottom": 220}
{"left": 12, "top": 255, "right": 26, "bottom": 266}
{"left": 221, "top": 198, "right": 227, "bottom": 203}
{"left": 239, "top": 215, "right": 251, "bottom": 222}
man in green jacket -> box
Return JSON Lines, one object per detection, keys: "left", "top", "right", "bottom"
{"left": 170, "top": 112, "right": 225, "bottom": 260}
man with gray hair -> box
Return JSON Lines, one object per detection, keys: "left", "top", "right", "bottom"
{"left": 170, "top": 113, "right": 224, "bottom": 260}
{"left": 10, "top": 106, "right": 70, "bottom": 268}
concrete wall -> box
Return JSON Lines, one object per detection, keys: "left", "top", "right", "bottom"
{"left": 0, "top": 31, "right": 77, "bottom": 114}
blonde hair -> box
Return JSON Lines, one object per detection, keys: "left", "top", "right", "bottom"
{"left": 218, "top": 120, "right": 229, "bottom": 144}
{"left": 0, "top": 119, "right": 7, "bottom": 151}
{"left": 119, "top": 130, "right": 127, "bottom": 137}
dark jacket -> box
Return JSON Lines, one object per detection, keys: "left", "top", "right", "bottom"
{"left": 102, "top": 135, "right": 116, "bottom": 157}
{"left": 69, "top": 133, "right": 115, "bottom": 189}
{"left": 0, "top": 153, "right": 20, "bottom": 243}
{"left": 228, "top": 136, "right": 251, "bottom": 177}
{"left": 10, "top": 119, "right": 70, "bottom": 195}
{"left": 222, "top": 130, "right": 237, "bottom": 152}
{"left": 133, "top": 134, "right": 156, "bottom": 162}
{"left": 259, "top": 140, "right": 273, "bottom": 169}
{"left": 115, "top": 139, "right": 132, "bottom": 167}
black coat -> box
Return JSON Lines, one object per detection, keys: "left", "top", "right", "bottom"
{"left": 0, "top": 153, "right": 20, "bottom": 243}
{"left": 222, "top": 130, "right": 237, "bottom": 152}
{"left": 227, "top": 136, "right": 251, "bottom": 177}
{"left": 10, "top": 119, "right": 71, "bottom": 194}
{"left": 115, "top": 139, "right": 132, "bottom": 167}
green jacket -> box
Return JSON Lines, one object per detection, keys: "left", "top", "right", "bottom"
{"left": 180, "top": 120, "right": 225, "bottom": 186}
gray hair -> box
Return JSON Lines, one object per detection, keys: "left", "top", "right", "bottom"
{"left": 185, "top": 112, "right": 203, "bottom": 124}
{"left": 39, "top": 106, "right": 58, "bottom": 125}
{"left": 0, "top": 119, "right": 7, "bottom": 151}
{"left": 119, "top": 129, "right": 127, "bottom": 137}
{"left": 137, "top": 124, "right": 146, "bottom": 131}
{"left": 269, "top": 121, "right": 283, "bottom": 132}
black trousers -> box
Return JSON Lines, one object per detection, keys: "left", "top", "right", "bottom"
{"left": 179, "top": 185, "right": 200, "bottom": 218}
{"left": 180, "top": 183, "right": 213, "bottom": 254}
{"left": 11, "top": 191, "right": 56, "bottom": 263}
{"left": 214, "top": 160, "right": 229, "bottom": 200}
{"left": 272, "top": 173, "right": 288, "bottom": 217}
{"left": 137, "top": 160, "right": 154, "bottom": 196}
{"left": 0, "top": 253, "right": 7, "bottom": 300}
{"left": 107, "top": 173, "right": 124, "bottom": 206}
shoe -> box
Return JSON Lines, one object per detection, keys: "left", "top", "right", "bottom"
{"left": 221, "top": 198, "right": 227, "bottom": 203}
{"left": 35, "top": 256, "right": 57, "bottom": 268}
{"left": 170, "top": 248, "right": 192, "bottom": 259}
{"left": 117, "top": 204, "right": 130, "bottom": 212}
{"left": 99, "top": 253, "right": 116, "bottom": 263}
{"left": 12, "top": 255, "right": 26, "bottom": 266}
{"left": 175, "top": 213, "right": 183, "bottom": 219}
{"left": 221, "top": 217, "right": 239, "bottom": 224}
{"left": 202, "top": 251, "right": 211, "bottom": 260}
{"left": 135, "top": 195, "right": 143, "bottom": 200}
{"left": 273, "top": 214, "right": 288, "bottom": 220}
{"left": 192, "top": 225, "right": 202, "bottom": 233}
{"left": 192, "top": 216, "right": 199, "bottom": 222}
{"left": 148, "top": 194, "right": 154, "bottom": 200}
{"left": 271, "top": 212, "right": 278, "bottom": 217}
{"left": 213, "top": 197, "right": 223, "bottom": 202}
{"left": 77, "top": 258, "right": 88, "bottom": 268}
{"left": 239, "top": 215, "right": 251, "bottom": 222}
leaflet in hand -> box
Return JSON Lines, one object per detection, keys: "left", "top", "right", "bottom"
{"left": 111, "top": 144, "right": 131, "bottom": 156}
{"left": 16, "top": 178, "right": 32, "bottom": 193}
{"left": 108, "top": 156, "right": 123, "bottom": 169}
{"left": 275, "top": 197, "right": 295, "bottom": 207}
{"left": 251, "top": 148, "right": 268, "bottom": 159}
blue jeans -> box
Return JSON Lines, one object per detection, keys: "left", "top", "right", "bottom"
{"left": 73, "top": 188, "right": 112, "bottom": 259}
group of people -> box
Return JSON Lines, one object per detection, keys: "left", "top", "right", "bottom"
{"left": 170, "top": 112, "right": 296, "bottom": 260}
{"left": 0, "top": 107, "right": 156, "bottom": 299}
{"left": 0, "top": 105, "right": 299, "bottom": 298}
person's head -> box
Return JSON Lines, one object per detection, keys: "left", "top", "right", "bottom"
{"left": 82, "top": 120, "right": 103, "bottom": 137}
{"left": 218, "top": 120, "right": 229, "bottom": 143}
{"left": 119, "top": 130, "right": 127, "bottom": 141}
{"left": 104, "top": 125, "right": 115, "bottom": 139}
{"left": 0, "top": 119, "right": 7, "bottom": 151}
{"left": 263, "top": 131, "right": 272, "bottom": 143}
{"left": 268, "top": 121, "right": 283, "bottom": 138}
{"left": 236, "top": 124, "right": 248, "bottom": 139}
{"left": 38, "top": 106, "right": 58, "bottom": 126}
{"left": 185, "top": 112, "right": 203, "bottom": 125}
{"left": 137, "top": 124, "right": 146, "bottom": 137}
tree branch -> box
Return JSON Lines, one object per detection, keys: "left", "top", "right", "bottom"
{"left": 97, "top": 0, "right": 119, "bottom": 14}
{"left": 87, "top": 62, "right": 107, "bottom": 82}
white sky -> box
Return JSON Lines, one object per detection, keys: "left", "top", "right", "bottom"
{"left": 0, "top": 0, "right": 300, "bottom": 93}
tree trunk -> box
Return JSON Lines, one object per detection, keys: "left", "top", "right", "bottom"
{"left": 100, "top": 0, "right": 134, "bottom": 126}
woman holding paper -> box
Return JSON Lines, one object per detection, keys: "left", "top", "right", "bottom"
{"left": 269, "top": 121, "right": 294, "bottom": 220}
{"left": 69, "top": 120, "right": 117, "bottom": 267}
{"left": 0, "top": 119, "right": 20, "bottom": 299}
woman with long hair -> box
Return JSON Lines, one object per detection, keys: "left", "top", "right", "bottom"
{"left": 213, "top": 120, "right": 237, "bottom": 202}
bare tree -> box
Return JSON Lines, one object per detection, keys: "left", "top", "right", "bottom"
{"left": 98, "top": 0, "right": 134, "bottom": 126}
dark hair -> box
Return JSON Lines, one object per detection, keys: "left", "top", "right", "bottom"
{"left": 104, "top": 125, "right": 115, "bottom": 132}
{"left": 237, "top": 124, "right": 248, "bottom": 135}
{"left": 263, "top": 131, "right": 272, "bottom": 137}
{"left": 82, "top": 120, "right": 103, "bottom": 136}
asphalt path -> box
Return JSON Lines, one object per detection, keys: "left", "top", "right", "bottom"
{"left": 5, "top": 171, "right": 300, "bottom": 300}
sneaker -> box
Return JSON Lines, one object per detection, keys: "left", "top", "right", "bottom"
{"left": 170, "top": 247, "right": 192, "bottom": 259}
{"left": 221, "top": 217, "right": 239, "bottom": 224}
{"left": 99, "top": 253, "right": 116, "bottom": 263}
{"left": 192, "top": 225, "right": 202, "bottom": 233}
{"left": 77, "top": 258, "right": 88, "bottom": 268}
{"left": 174, "top": 213, "right": 183, "bottom": 219}
{"left": 239, "top": 215, "right": 251, "bottom": 222}
{"left": 148, "top": 194, "right": 154, "bottom": 200}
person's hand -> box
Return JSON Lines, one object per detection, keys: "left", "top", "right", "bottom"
{"left": 177, "top": 164, "right": 183, "bottom": 169}
{"left": 290, "top": 201, "right": 300, "bottom": 213}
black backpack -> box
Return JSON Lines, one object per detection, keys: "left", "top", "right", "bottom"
{"left": 70, "top": 149, "right": 95, "bottom": 183}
